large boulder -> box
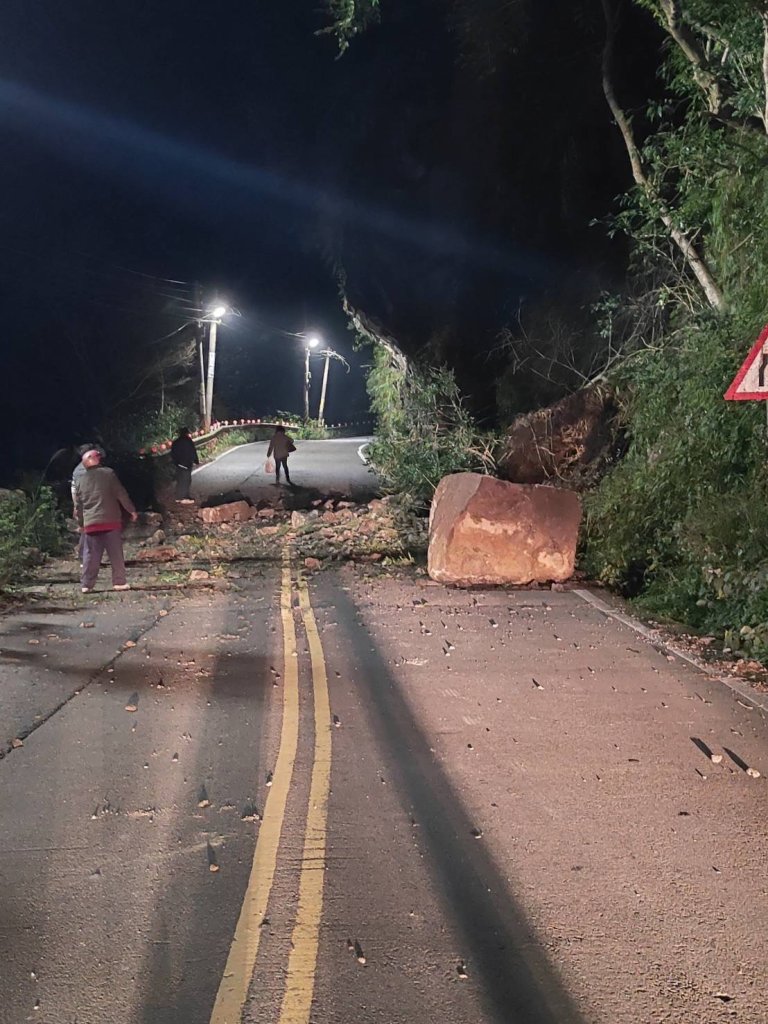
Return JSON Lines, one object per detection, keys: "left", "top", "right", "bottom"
{"left": 428, "top": 474, "right": 581, "bottom": 586}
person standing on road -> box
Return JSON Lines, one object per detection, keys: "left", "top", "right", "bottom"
{"left": 71, "top": 443, "right": 106, "bottom": 563}
{"left": 170, "top": 426, "right": 199, "bottom": 504}
{"left": 73, "top": 449, "right": 138, "bottom": 593}
{"left": 267, "top": 425, "right": 295, "bottom": 486}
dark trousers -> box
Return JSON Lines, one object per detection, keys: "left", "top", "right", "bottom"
{"left": 175, "top": 465, "right": 192, "bottom": 499}
{"left": 81, "top": 529, "right": 127, "bottom": 588}
{"left": 275, "top": 457, "right": 290, "bottom": 483}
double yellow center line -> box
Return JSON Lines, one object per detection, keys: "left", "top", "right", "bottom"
{"left": 210, "top": 551, "right": 332, "bottom": 1024}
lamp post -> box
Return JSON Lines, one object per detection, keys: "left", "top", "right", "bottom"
{"left": 303, "top": 335, "right": 320, "bottom": 420}
{"left": 203, "top": 303, "right": 228, "bottom": 431}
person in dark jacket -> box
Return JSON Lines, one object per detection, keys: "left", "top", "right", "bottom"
{"left": 267, "top": 425, "right": 295, "bottom": 485}
{"left": 73, "top": 449, "right": 138, "bottom": 593}
{"left": 170, "top": 427, "right": 199, "bottom": 503}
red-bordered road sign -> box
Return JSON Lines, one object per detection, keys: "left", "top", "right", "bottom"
{"left": 724, "top": 324, "right": 768, "bottom": 401}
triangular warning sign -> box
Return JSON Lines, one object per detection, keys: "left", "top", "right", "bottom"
{"left": 724, "top": 324, "right": 768, "bottom": 400}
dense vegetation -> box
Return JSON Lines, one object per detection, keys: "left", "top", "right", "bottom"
{"left": 329, "top": 1, "right": 768, "bottom": 658}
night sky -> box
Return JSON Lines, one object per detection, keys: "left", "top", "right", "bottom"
{"left": 1, "top": 1, "right": 648, "bottom": 480}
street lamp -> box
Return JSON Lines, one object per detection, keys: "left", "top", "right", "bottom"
{"left": 203, "top": 303, "right": 228, "bottom": 431}
{"left": 303, "top": 335, "right": 321, "bottom": 420}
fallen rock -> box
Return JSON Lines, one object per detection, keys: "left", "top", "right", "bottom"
{"left": 257, "top": 507, "right": 277, "bottom": 520}
{"left": 428, "top": 474, "right": 581, "bottom": 586}
{"left": 149, "top": 529, "right": 166, "bottom": 546}
{"left": 189, "top": 569, "right": 211, "bottom": 581}
{"left": 135, "top": 546, "right": 179, "bottom": 562}
{"left": 304, "top": 557, "right": 322, "bottom": 571}
{"left": 199, "top": 501, "right": 254, "bottom": 524}
{"left": 291, "top": 511, "right": 307, "bottom": 528}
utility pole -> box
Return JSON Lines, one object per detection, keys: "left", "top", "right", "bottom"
{"left": 303, "top": 345, "right": 312, "bottom": 421}
{"left": 316, "top": 348, "right": 350, "bottom": 424}
{"left": 302, "top": 336, "right": 320, "bottom": 420}
{"left": 318, "top": 351, "right": 331, "bottom": 424}
{"left": 194, "top": 282, "right": 206, "bottom": 424}
{"left": 205, "top": 315, "right": 218, "bottom": 431}
{"left": 203, "top": 300, "right": 228, "bottom": 432}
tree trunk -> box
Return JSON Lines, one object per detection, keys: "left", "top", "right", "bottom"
{"left": 600, "top": 0, "right": 726, "bottom": 312}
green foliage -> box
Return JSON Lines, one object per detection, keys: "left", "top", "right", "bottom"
{"left": 198, "top": 429, "right": 254, "bottom": 461}
{"left": 585, "top": 1, "right": 768, "bottom": 657}
{"left": 102, "top": 401, "right": 198, "bottom": 453}
{"left": 275, "top": 414, "right": 330, "bottom": 440}
{"left": 366, "top": 346, "right": 494, "bottom": 506}
{"left": 321, "top": 0, "right": 380, "bottom": 52}
{"left": 0, "top": 486, "right": 65, "bottom": 590}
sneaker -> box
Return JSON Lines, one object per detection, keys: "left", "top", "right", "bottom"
{"left": 81, "top": 587, "right": 92, "bottom": 594}
{"left": 113, "top": 583, "right": 131, "bottom": 591}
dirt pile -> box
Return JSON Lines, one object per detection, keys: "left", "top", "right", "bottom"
{"left": 497, "top": 385, "right": 620, "bottom": 488}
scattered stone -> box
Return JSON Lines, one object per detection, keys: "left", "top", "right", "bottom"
{"left": 241, "top": 802, "right": 260, "bottom": 821}
{"left": 125, "top": 693, "right": 139, "bottom": 712}
{"left": 158, "top": 609, "right": 169, "bottom": 617}
{"left": 149, "top": 529, "right": 166, "bottom": 546}
{"left": 135, "top": 546, "right": 179, "bottom": 562}
{"left": 124, "top": 640, "right": 137, "bottom": 649}
{"left": 304, "top": 557, "right": 321, "bottom": 571}
{"left": 207, "top": 841, "right": 220, "bottom": 872}
{"left": 747, "top": 767, "right": 761, "bottom": 779}
{"left": 710, "top": 753, "right": 723, "bottom": 764}
{"left": 189, "top": 569, "right": 211, "bottom": 581}
{"left": 11, "top": 737, "right": 23, "bottom": 749}
{"left": 199, "top": 501, "right": 254, "bottom": 524}
{"left": 291, "top": 511, "right": 307, "bottom": 528}
{"left": 457, "top": 961, "right": 468, "bottom": 980}
{"left": 197, "top": 785, "right": 211, "bottom": 808}
{"left": 79, "top": 622, "right": 95, "bottom": 628}
{"left": 27, "top": 639, "right": 40, "bottom": 645}
{"left": 257, "top": 507, "right": 277, "bottom": 519}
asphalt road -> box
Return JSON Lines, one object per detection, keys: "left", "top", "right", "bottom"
{"left": 3, "top": 561, "right": 768, "bottom": 1023}
{"left": 191, "top": 438, "right": 378, "bottom": 506}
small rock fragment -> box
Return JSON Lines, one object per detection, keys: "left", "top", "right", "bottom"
{"left": 354, "top": 940, "right": 366, "bottom": 964}
{"left": 125, "top": 693, "right": 139, "bottom": 712}
{"left": 124, "top": 640, "right": 137, "bottom": 649}
{"left": 207, "top": 842, "right": 219, "bottom": 872}
{"left": 332, "top": 714, "right": 341, "bottom": 728}
{"left": 747, "top": 767, "right": 761, "bottom": 778}
{"left": 470, "top": 827, "right": 483, "bottom": 839}
{"left": 11, "top": 737, "right": 23, "bottom": 749}
{"left": 457, "top": 961, "right": 468, "bottom": 980}
{"left": 198, "top": 785, "right": 211, "bottom": 808}
{"left": 710, "top": 753, "right": 723, "bottom": 764}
